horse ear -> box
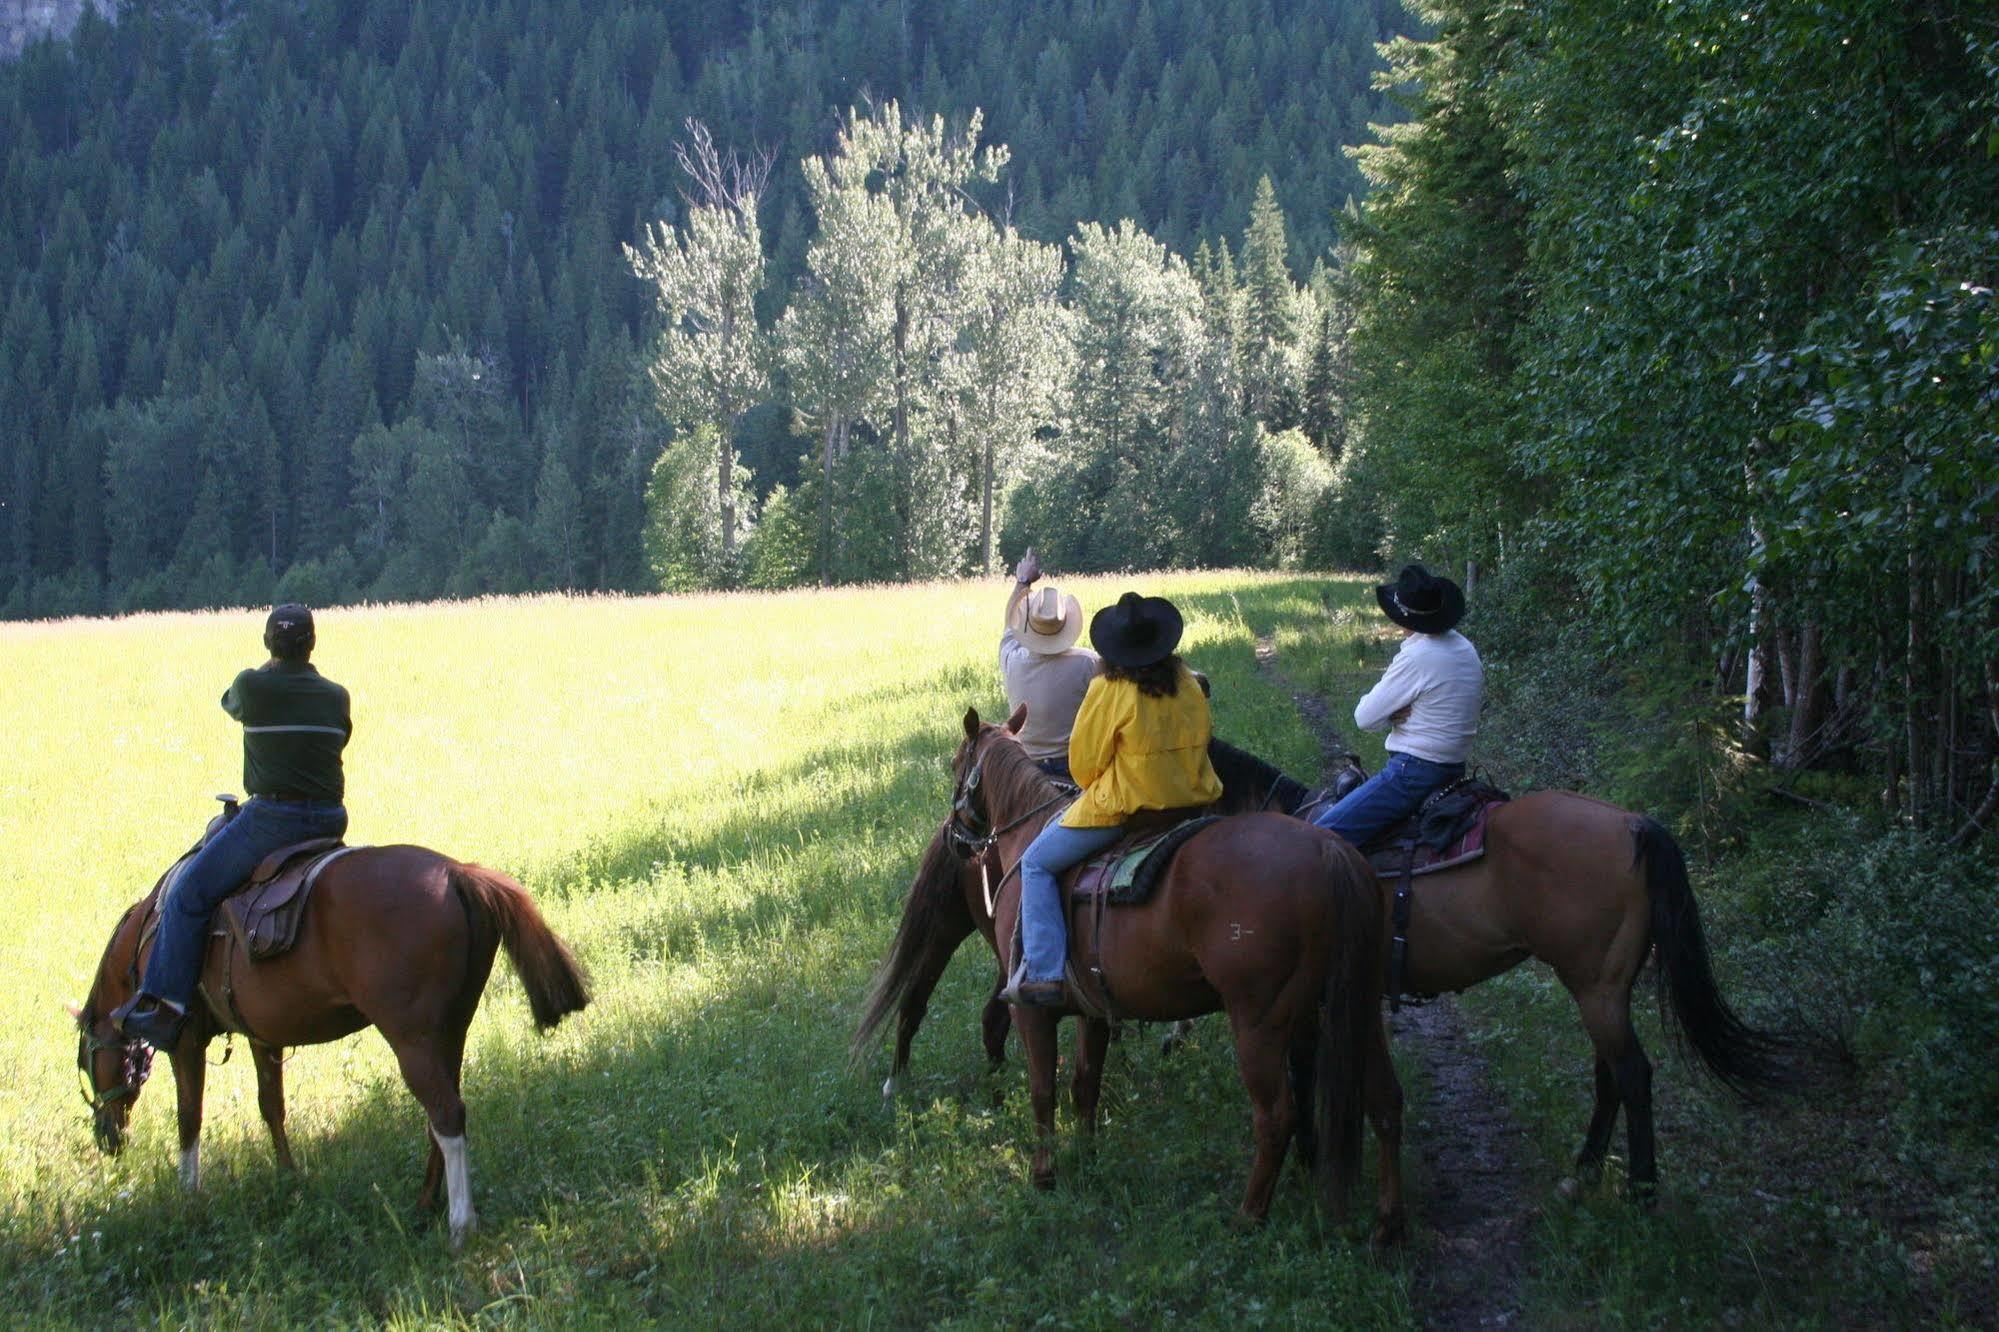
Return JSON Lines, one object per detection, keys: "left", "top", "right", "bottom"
{"left": 963, "top": 706, "right": 981, "bottom": 740}
{"left": 64, "top": 1001, "right": 83, "bottom": 1023}
{"left": 1005, "top": 702, "right": 1028, "bottom": 735}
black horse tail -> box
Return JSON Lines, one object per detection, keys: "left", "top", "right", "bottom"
{"left": 451, "top": 863, "right": 591, "bottom": 1030}
{"left": 1314, "top": 834, "right": 1382, "bottom": 1214}
{"left": 851, "top": 822, "right": 975, "bottom": 1066}
{"left": 1637, "top": 818, "right": 1798, "bottom": 1099}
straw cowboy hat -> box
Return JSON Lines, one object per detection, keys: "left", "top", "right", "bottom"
{"left": 1012, "top": 585, "right": 1085, "bottom": 654}
{"left": 1376, "top": 564, "right": 1466, "bottom": 634}
{"left": 1089, "top": 591, "right": 1184, "bottom": 668}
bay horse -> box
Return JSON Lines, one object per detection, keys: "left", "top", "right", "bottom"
{"left": 857, "top": 707, "right": 1406, "bottom": 1238}
{"left": 73, "top": 846, "right": 589, "bottom": 1247}
{"left": 863, "top": 739, "right": 1800, "bottom": 1197}
{"left": 1192, "top": 743, "right": 1803, "bottom": 1194}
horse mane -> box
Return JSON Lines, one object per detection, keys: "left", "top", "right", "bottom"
{"left": 1208, "top": 736, "right": 1313, "bottom": 815}
{"left": 79, "top": 899, "right": 145, "bottom": 1028}
{"left": 975, "top": 726, "right": 1063, "bottom": 821}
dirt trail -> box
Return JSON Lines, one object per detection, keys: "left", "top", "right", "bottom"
{"left": 1253, "top": 635, "right": 1534, "bottom": 1330}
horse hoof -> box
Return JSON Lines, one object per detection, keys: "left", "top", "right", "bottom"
{"left": 1555, "top": 1176, "right": 1582, "bottom": 1204}
{"left": 1228, "top": 1210, "right": 1267, "bottom": 1233}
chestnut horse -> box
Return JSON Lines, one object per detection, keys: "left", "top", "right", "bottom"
{"left": 857, "top": 708, "right": 1405, "bottom": 1237}
{"left": 864, "top": 739, "right": 1800, "bottom": 1196}
{"left": 74, "top": 846, "right": 589, "bottom": 1247}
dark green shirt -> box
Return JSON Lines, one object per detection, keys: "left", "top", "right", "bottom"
{"left": 221, "top": 660, "right": 351, "bottom": 803}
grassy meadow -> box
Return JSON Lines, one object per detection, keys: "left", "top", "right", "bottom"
{"left": 1, "top": 572, "right": 1412, "bottom": 1326}
{"left": 10, "top": 572, "right": 1973, "bottom": 1327}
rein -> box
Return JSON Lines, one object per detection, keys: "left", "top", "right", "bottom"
{"left": 75, "top": 900, "right": 156, "bottom": 1146}
{"left": 948, "top": 745, "right": 1071, "bottom": 861}
{"left": 950, "top": 739, "right": 1073, "bottom": 919}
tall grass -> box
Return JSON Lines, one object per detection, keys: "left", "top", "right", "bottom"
{"left": 2, "top": 573, "right": 1410, "bottom": 1325}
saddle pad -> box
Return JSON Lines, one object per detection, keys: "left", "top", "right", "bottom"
{"left": 1068, "top": 816, "right": 1223, "bottom": 907}
{"left": 221, "top": 844, "right": 360, "bottom": 961}
{"left": 1364, "top": 801, "right": 1504, "bottom": 878}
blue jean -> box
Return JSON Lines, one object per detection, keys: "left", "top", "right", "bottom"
{"left": 141, "top": 798, "right": 348, "bottom": 1007}
{"left": 1310, "top": 752, "right": 1464, "bottom": 848}
{"left": 1019, "top": 820, "right": 1123, "bottom": 983}
{"left": 1032, "top": 755, "right": 1074, "bottom": 784}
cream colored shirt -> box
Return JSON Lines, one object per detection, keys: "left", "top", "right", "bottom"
{"left": 999, "top": 629, "right": 1100, "bottom": 761}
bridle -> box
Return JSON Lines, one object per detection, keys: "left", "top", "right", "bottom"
{"left": 75, "top": 899, "right": 156, "bottom": 1148}
{"left": 76, "top": 1008, "right": 153, "bottom": 1148}
{"left": 947, "top": 735, "right": 1072, "bottom": 861}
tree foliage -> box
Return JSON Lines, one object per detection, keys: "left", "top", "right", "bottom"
{"left": 1342, "top": 0, "right": 1999, "bottom": 832}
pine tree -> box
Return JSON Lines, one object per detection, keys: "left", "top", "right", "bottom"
{"left": 1240, "top": 174, "right": 1300, "bottom": 428}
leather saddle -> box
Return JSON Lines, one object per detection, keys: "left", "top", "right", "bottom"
{"left": 221, "top": 840, "right": 356, "bottom": 960}
{"left": 1065, "top": 808, "right": 1223, "bottom": 908}
{"left": 139, "top": 838, "right": 357, "bottom": 964}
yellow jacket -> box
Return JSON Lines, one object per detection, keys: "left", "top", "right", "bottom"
{"left": 1062, "top": 665, "right": 1223, "bottom": 828}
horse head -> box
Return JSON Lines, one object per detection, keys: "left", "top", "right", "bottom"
{"left": 71, "top": 997, "right": 152, "bottom": 1154}
{"left": 948, "top": 705, "right": 1032, "bottom": 859}
{"left": 72, "top": 902, "right": 154, "bottom": 1154}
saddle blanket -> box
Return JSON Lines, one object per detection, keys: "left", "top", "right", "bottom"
{"left": 1362, "top": 797, "right": 1506, "bottom": 878}
{"left": 1067, "top": 815, "right": 1223, "bottom": 907}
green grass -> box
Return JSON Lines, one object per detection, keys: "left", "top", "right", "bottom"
{"left": 15, "top": 573, "right": 1982, "bottom": 1326}
{"left": 2, "top": 573, "right": 1412, "bottom": 1327}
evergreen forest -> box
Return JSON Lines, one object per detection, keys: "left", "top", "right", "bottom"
{"left": 0, "top": 0, "right": 1405, "bottom": 615}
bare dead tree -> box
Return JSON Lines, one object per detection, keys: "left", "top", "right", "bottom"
{"left": 674, "top": 118, "right": 775, "bottom": 215}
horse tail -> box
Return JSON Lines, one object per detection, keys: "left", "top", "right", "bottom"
{"left": 851, "top": 822, "right": 974, "bottom": 1065}
{"left": 1314, "top": 835, "right": 1381, "bottom": 1213}
{"left": 1636, "top": 818, "right": 1797, "bottom": 1098}
{"left": 450, "top": 863, "right": 591, "bottom": 1030}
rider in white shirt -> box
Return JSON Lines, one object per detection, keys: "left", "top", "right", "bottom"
{"left": 1311, "top": 564, "right": 1483, "bottom": 847}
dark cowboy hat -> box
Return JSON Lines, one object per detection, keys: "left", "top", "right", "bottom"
{"left": 1090, "top": 591, "right": 1184, "bottom": 668}
{"left": 1375, "top": 564, "right": 1465, "bottom": 634}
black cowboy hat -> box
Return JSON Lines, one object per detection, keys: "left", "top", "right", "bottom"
{"left": 1090, "top": 591, "right": 1184, "bottom": 668}
{"left": 1375, "top": 564, "right": 1465, "bottom": 634}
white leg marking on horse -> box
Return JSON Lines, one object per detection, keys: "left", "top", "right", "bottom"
{"left": 882, "top": 1072, "right": 900, "bottom": 1102}
{"left": 434, "top": 1131, "right": 476, "bottom": 1244}
{"left": 179, "top": 1144, "right": 200, "bottom": 1192}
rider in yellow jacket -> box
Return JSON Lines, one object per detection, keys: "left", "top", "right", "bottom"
{"left": 1005, "top": 592, "right": 1222, "bottom": 1007}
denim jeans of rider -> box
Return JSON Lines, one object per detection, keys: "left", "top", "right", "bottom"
{"left": 141, "top": 797, "right": 348, "bottom": 1007}
{"left": 1018, "top": 820, "right": 1123, "bottom": 983}
{"left": 1310, "top": 752, "right": 1465, "bottom": 847}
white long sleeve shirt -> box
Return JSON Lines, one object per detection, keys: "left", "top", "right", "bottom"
{"left": 1353, "top": 630, "right": 1484, "bottom": 764}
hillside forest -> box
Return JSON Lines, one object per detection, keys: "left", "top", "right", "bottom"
{"left": 0, "top": 0, "right": 1402, "bottom": 614}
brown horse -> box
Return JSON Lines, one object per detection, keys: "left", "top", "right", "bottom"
{"left": 865, "top": 739, "right": 1800, "bottom": 1197}
{"left": 74, "top": 846, "right": 589, "bottom": 1247}
{"left": 1184, "top": 744, "right": 1803, "bottom": 1194}
{"left": 857, "top": 707, "right": 1406, "bottom": 1237}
